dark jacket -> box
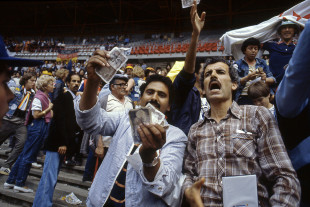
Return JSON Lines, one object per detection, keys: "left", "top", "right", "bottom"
{"left": 44, "top": 91, "right": 82, "bottom": 154}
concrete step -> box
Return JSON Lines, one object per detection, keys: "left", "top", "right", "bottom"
{"left": 0, "top": 142, "right": 92, "bottom": 206}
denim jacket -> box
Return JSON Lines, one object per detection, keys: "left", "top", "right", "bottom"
{"left": 5, "top": 85, "right": 35, "bottom": 119}
{"left": 234, "top": 58, "right": 275, "bottom": 101}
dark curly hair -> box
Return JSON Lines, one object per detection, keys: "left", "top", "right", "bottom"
{"left": 241, "top": 37, "right": 261, "bottom": 54}
{"left": 140, "top": 74, "right": 175, "bottom": 105}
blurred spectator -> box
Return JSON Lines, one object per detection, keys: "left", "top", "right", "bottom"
{"left": 127, "top": 66, "right": 145, "bottom": 104}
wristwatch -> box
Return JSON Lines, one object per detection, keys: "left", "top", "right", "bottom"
{"left": 143, "top": 154, "right": 160, "bottom": 167}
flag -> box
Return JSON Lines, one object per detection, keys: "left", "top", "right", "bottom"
{"left": 220, "top": 0, "right": 310, "bottom": 60}
{"left": 57, "top": 49, "right": 78, "bottom": 62}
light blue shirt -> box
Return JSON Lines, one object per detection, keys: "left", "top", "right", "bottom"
{"left": 75, "top": 97, "right": 187, "bottom": 207}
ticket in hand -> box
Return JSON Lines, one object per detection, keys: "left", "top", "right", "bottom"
{"left": 129, "top": 107, "right": 151, "bottom": 144}
{"left": 95, "top": 47, "right": 128, "bottom": 83}
{"left": 181, "top": 0, "right": 200, "bottom": 8}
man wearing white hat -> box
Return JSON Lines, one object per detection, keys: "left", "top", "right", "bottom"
{"left": 263, "top": 20, "right": 300, "bottom": 84}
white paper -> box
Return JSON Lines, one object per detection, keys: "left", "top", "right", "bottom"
{"left": 223, "top": 175, "right": 258, "bottom": 207}
{"left": 181, "top": 0, "right": 200, "bottom": 8}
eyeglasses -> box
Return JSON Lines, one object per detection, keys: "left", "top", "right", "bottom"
{"left": 113, "top": 83, "right": 128, "bottom": 87}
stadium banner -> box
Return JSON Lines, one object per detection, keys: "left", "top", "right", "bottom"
{"left": 220, "top": 0, "right": 310, "bottom": 60}
{"left": 56, "top": 49, "right": 78, "bottom": 62}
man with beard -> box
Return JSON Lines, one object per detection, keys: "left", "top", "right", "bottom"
{"left": 75, "top": 48, "right": 187, "bottom": 206}
{"left": 182, "top": 57, "right": 300, "bottom": 206}
{"left": 32, "top": 73, "right": 82, "bottom": 206}
{"left": 263, "top": 20, "right": 300, "bottom": 84}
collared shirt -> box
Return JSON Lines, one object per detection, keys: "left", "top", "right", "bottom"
{"left": 263, "top": 39, "right": 296, "bottom": 83}
{"left": 183, "top": 101, "right": 300, "bottom": 207}
{"left": 106, "top": 94, "right": 133, "bottom": 112}
{"left": 75, "top": 97, "right": 187, "bottom": 207}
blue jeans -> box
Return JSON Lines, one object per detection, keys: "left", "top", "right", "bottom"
{"left": 32, "top": 151, "right": 63, "bottom": 207}
{"left": 6, "top": 119, "right": 48, "bottom": 187}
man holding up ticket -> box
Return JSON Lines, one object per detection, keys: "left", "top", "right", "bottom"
{"left": 75, "top": 48, "right": 187, "bottom": 207}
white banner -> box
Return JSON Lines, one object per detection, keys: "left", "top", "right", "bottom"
{"left": 220, "top": 0, "right": 310, "bottom": 60}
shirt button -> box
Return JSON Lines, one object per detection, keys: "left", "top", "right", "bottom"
{"left": 158, "top": 187, "right": 163, "bottom": 191}
{"left": 219, "top": 157, "right": 223, "bottom": 161}
{"left": 150, "top": 185, "right": 154, "bottom": 188}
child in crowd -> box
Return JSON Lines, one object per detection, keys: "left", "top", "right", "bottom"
{"left": 248, "top": 80, "right": 275, "bottom": 115}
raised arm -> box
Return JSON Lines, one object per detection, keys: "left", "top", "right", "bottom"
{"left": 184, "top": 0, "right": 206, "bottom": 74}
{"left": 79, "top": 50, "right": 110, "bottom": 111}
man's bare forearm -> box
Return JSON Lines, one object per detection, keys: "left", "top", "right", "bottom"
{"left": 184, "top": 33, "right": 200, "bottom": 74}
{"left": 79, "top": 78, "right": 100, "bottom": 111}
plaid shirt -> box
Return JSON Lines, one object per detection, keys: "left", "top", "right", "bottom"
{"left": 183, "top": 101, "right": 300, "bottom": 207}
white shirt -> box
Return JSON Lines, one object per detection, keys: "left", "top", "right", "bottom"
{"left": 106, "top": 94, "right": 133, "bottom": 112}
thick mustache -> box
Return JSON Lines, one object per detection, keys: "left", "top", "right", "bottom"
{"left": 146, "top": 100, "right": 160, "bottom": 109}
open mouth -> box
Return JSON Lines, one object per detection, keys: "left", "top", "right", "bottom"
{"left": 209, "top": 80, "right": 221, "bottom": 91}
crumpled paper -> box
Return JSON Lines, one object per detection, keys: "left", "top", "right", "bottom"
{"left": 60, "top": 192, "right": 82, "bottom": 205}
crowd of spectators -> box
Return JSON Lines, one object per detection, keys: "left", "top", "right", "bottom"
{"left": 0, "top": 1, "right": 309, "bottom": 207}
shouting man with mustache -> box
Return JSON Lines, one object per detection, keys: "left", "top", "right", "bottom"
{"left": 75, "top": 48, "right": 187, "bottom": 206}
{"left": 182, "top": 57, "right": 300, "bottom": 206}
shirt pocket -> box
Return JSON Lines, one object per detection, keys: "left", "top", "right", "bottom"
{"left": 231, "top": 133, "right": 256, "bottom": 159}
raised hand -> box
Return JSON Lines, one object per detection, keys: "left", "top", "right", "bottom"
{"left": 86, "top": 50, "right": 110, "bottom": 83}
{"left": 190, "top": 0, "right": 206, "bottom": 35}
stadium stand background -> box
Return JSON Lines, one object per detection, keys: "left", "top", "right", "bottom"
{"left": 0, "top": 0, "right": 303, "bottom": 65}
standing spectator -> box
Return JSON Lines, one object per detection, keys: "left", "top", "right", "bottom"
{"left": 76, "top": 49, "right": 187, "bottom": 206}
{"left": 263, "top": 20, "right": 300, "bottom": 84}
{"left": 144, "top": 67, "right": 156, "bottom": 79}
{"left": 275, "top": 19, "right": 310, "bottom": 206}
{"left": 83, "top": 74, "right": 133, "bottom": 182}
{"left": 52, "top": 68, "right": 69, "bottom": 102}
{"left": 0, "top": 36, "right": 42, "bottom": 125}
{"left": 0, "top": 73, "right": 37, "bottom": 175}
{"left": 168, "top": 1, "right": 205, "bottom": 135}
{"left": 234, "top": 38, "right": 275, "bottom": 105}
{"left": 127, "top": 66, "right": 145, "bottom": 104}
{"left": 32, "top": 73, "right": 81, "bottom": 206}
{"left": 124, "top": 65, "right": 133, "bottom": 78}
{"left": 4, "top": 75, "right": 54, "bottom": 193}
{"left": 183, "top": 57, "right": 300, "bottom": 206}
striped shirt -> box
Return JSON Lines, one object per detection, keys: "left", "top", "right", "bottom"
{"left": 183, "top": 101, "right": 300, "bottom": 206}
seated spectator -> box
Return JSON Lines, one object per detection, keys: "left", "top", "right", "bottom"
{"left": 124, "top": 65, "right": 133, "bottom": 78}
{"left": 234, "top": 37, "right": 275, "bottom": 105}
{"left": 248, "top": 81, "right": 274, "bottom": 115}
{"left": 4, "top": 75, "right": 55, "bottom": 193}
